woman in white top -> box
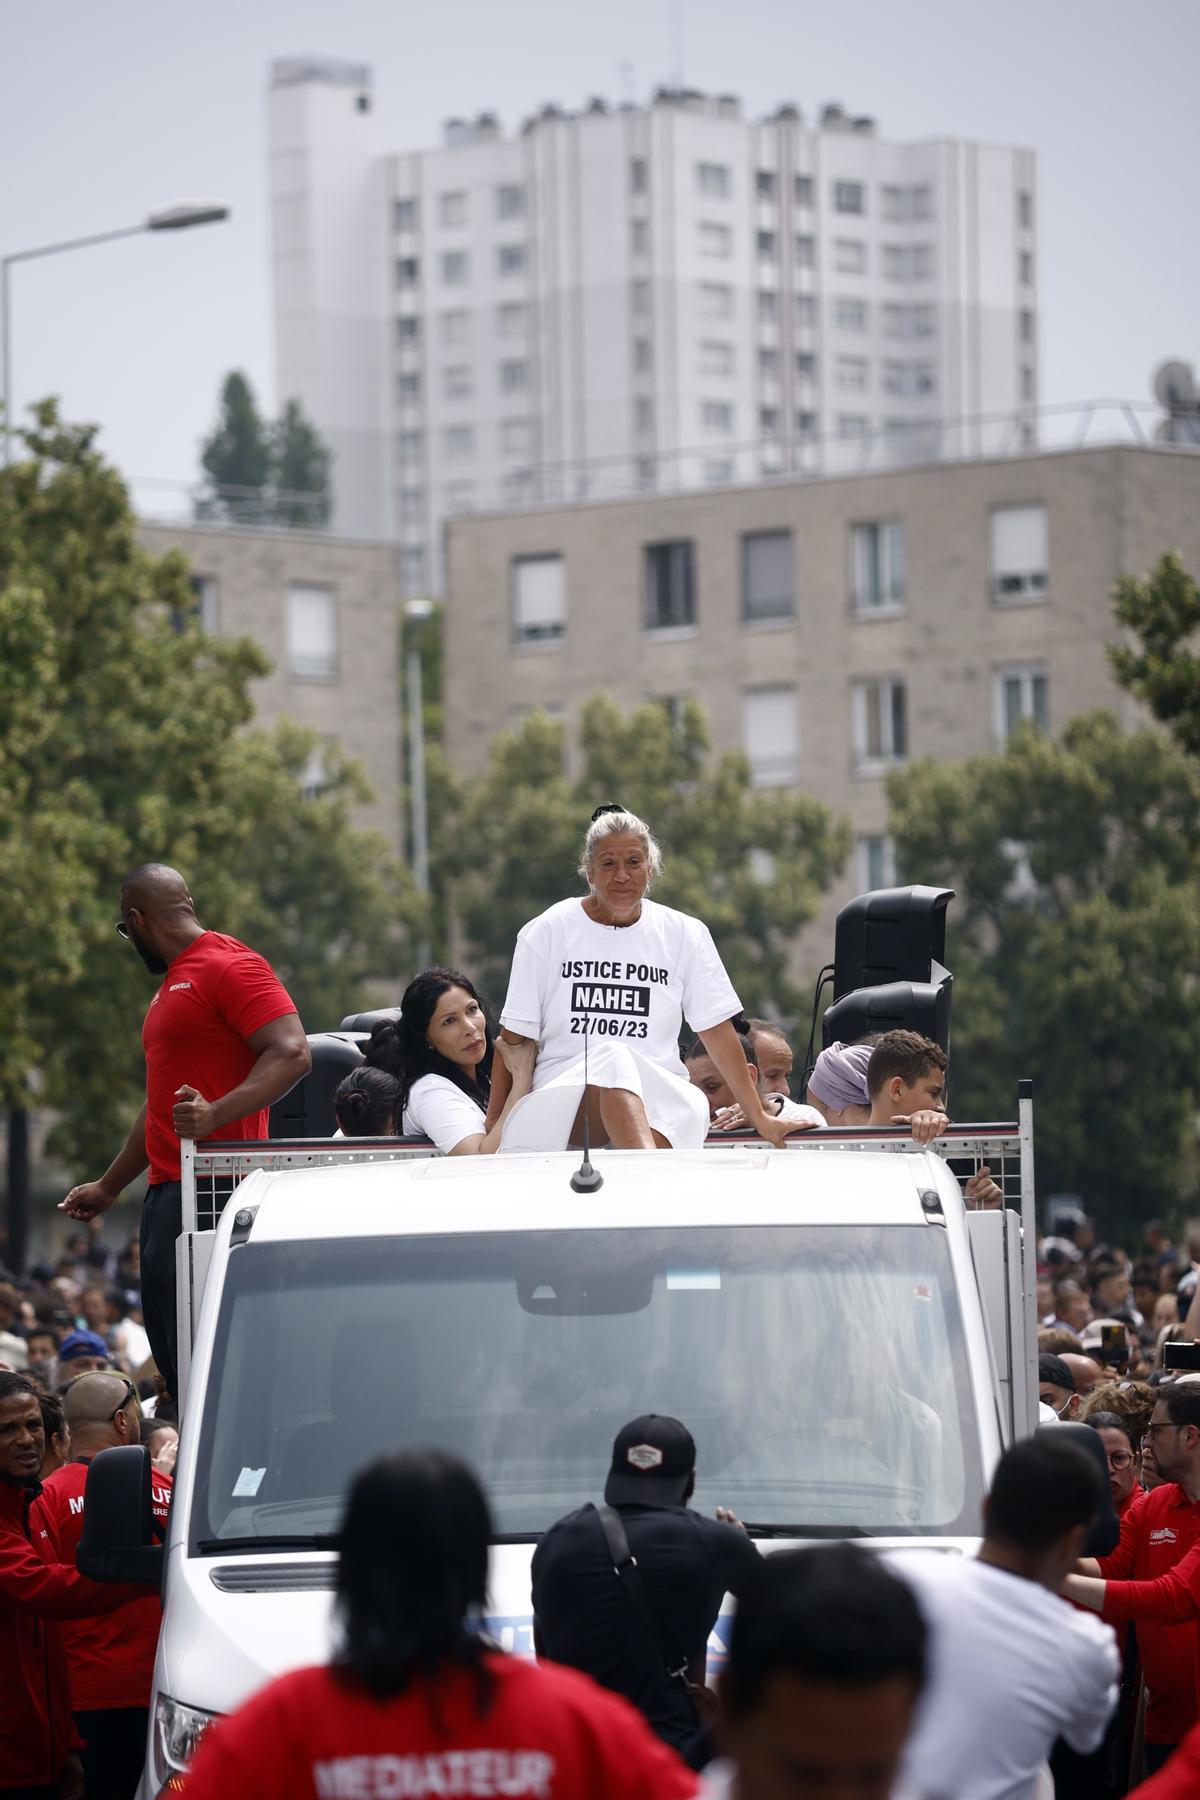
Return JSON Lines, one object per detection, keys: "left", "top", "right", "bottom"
{"left": 361, "top": 968, "right": 535, "bottom": 1154}
{"left": 492, "top": 805, "right": 794, "bottom": 1152}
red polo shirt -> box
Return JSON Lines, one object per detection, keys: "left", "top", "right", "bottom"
{"left": 41, "top": 1458, "right": 172, "bottom": 1709}
{"left": 1099, "top": 1481, "right": 1200, "bottom": 1747}
{"left": 182, "top": 1655, "right": 698, "bottom": 1800}
{"left": 142, "top": 931, "right": 297, "bottom": 1183}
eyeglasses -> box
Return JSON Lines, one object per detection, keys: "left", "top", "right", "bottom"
{"left": 1107, "top": 1451, "right": 1135, "bottom": 1470}
{"left": 114, "top": 920, "right": 130, "bottom": 939}
{"left": 1145, "top": 1421, "right": 1183, "bottom": 1437}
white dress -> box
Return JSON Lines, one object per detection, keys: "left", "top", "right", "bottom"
{"left": 499, "top": 896, "right": 741, "bottom": 1151}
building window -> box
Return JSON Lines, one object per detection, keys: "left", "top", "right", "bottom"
{"left": 500, "top": 360, "right": 529, "bottom": 394}
{"left": 912, "top": 185, "right": 932, "bottom": 220}
{"left": 990, "top": 503, "right": 1048, "bottom": 603}
{"left": 838, "top": 414, "right": 869, "bottom": 438}
{"left": 396, "top": 257, "right": 419, "bottom": 286}
{"left": 635, "top": 397, "right": 654, "bottom": 432}
{"left": 794, "top": 234, "right": 815, "bottom": 266}
{"left": 913, "top": 304, "right": 935, "bottom": 336}
{"left": 857, "top": 833, "right": 897, "bottom": 892}
{"left": 912, "top": 245, "right": 934, "bottom": 279}
{"left": 634, "top": 338, "right": 653, "bottom": 373}
{"left": 299, "top": 744, "right": 328, "bottom": 800}
{"left": 836, "top": 354, "right": 869, "bottom": 391}
{"left": 441, "top": 309, "right": 470, "bottom": 345}
{"left": 699, "top": 221, "right": 733, "bottom": 258}
{"left": 852, "top": 678, "right": 907, "bottom": 770}
{"left": 184, "top": 574, "right": 219, "bottom": 633}
{"left": 496, "top": 183, "right": 526, "bottom": 219}
{"left": 444, "top": 425, "right": 475, "bottom": 459}
{"left": 883, "top": 360, "right": 907, "bottom": 396}
{"left": 512, "top": 555, "right": 566, "bottom": 646}
{"left": 701, "top": 400, "right": 734, "bottom": 434}
{"left": 994, "top": 666, "right": 1049, "bottom": 743}
{"left": 644, "top": 541, "right": 696, "bottom": 631}
{"left": 440, "top": 250, "right": 469, "bottom": 284}
{"left": 398, "top": 372, "right": 421, "bottom": 401}
{"left": 882, "top": 245, "right": 908, "bottom": 280}
{"left": 500, "top": 418, "right": 531, "bottom": 456}
{"left": 835, "top": 238, "right": 867, "bottom": 274}
{"left": 497, "top": 244, "right": 527, "bottom": 276}
{"left": 399, "top": 487, "right": 424, "bottom": 518}
{"left": 760, "top": 406, "right": 779, "bottom": 434}
{"left": 851, "top": 521, "right": 906, "bottom": 613}
{"left": 835, "top": 297, "right": 868, "bottom": 332}
{"left": 704, "top": 458, "right": 734, "bottom": 485}
{"left": 796, "top": 350, "right": 816, "bottom": 378}
{"left": 699, "top": 340, "right": 734, "bottom": 377}
{"left": 1019, "top": 250, "right": 1034, "bottom": 286}
{"left": 1020, "top": 308, "right": 1035, "bottom": 345}
{"left": 631, "top": 157, "right": 648, "bottom": 194}
{"left": 742, "top": 530, "right": 794, "bottom": 622}
{"left": 444, "top": 364, "right": 473, "bottom": 399}
{"left": 881, "top": 185, "right": 905, "bottom": 222}
{"left": 1018, "top": 189, "right": 1033, "bottom": 229}
{"left": 794, "top": 173, "right": 813, "bottom": 205}
{"left": 398, "top": 430, "right": 423, "bottom": 460}
{"left": 757, "top": 230, "right": 778, "bottom": 260}
{"left": 758, "top": 290, "right": 779, "bottom": 323}
{"left": 445, "top": 481, "right": 475, "bottom": 515}
{"left": 756, "top": 169, "right": 777, "bottom": 200}
{"left": 759, "top": 346, "right": 779, "bottom": 379}
{"left": 743, "top": 687, "right": 799, "bottom": 785}
{"left": 915, "top": 362, "right": 935, "bottom": 394}
{"left": 631, "top": 219, "right": 650, "bottom": 255}
{"left": 882, "top": 304, "right": 905, "bottom": 338}
{"left": 796, "top": 410, "right": 818, "bottom": 435}
{"left": 397, "top": 315, "right": 420, "bottom": 343}
{"left": 1021, "top": 365, "right": 1036, "bottom": 402}
{"left": 629, "top": 279, "right": 652, "bottom": 319}
{"left": 498, "top": 301, "right": 527, "bottom": 337}
{"left": 401, "top": 546, "right": 425, "bottom": 594}
{"left": 439, "top": 190, "right": 468, "bottom": 227}
{"left": 833, "top": 180, "right": 865, "bottom": 214}
{"left": 794, "top": 294, "right": 816, "bottom": 326}
{"left": 697, "top": 162, "right": 731, "bottom": 199}
{"left": 286, "top": 583, "right": 338, "bottom": 681}
{"left": 700, "top": 282, "right": 734, "bottom": 320}
{"left": 393, "top": 198, "right": 417, "bottom": 230}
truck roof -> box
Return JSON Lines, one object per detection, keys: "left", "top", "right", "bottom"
{"left": 232, "top": 1146, "right": 949, "bottom": 1243}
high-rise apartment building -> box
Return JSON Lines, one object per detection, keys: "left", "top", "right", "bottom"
{"left": 269, "top": 58, "right": 1038, "bottom": 592}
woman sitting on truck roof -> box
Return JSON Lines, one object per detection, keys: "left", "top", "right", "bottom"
{"left": 488, "top": 805, "right": 793, "bottom": 1152}
{"left": 360, "top": 969, "right": 536, "bottom": 1155}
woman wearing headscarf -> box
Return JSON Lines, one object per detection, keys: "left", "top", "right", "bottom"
{"left": 491, "top": 806, "right": 794, "bottom": 1152}
{"left": 805, "top": 1041, "right": 874, "bottom": 1126}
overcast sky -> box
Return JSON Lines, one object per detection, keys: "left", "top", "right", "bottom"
{"left": 3, "top": 0, "right": 1196, "bottom": 503}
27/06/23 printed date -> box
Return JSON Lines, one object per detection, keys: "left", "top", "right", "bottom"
{"left": 568, "top": 1015, "right": 649, "bottom": 1037}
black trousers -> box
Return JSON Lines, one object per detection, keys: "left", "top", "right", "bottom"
{"left": 1143, "top": 1741, "right": 1176, "bottom": 1776}
{"left": 139, "top": 1180, "right": 183, "bottom": 1401}
{"left": 74, "top": 1707, "right": 147, "bottom": 1800}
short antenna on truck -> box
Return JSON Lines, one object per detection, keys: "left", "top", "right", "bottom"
{"left": 570, "top": 1024, "right": 604, "bottom": 1193}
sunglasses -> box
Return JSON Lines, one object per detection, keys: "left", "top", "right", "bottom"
{"left": 108, "top": 1379, "right": 137, "bottom": 1423}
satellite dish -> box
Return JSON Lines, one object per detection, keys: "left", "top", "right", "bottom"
{"left": 1154, "top": 359, "right": 1197, "bottom": 410}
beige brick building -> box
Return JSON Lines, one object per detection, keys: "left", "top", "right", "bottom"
{"left": 139, "top": 523, "right": 404, "bottom": 857}
{"left": 444, "top": 443, "right": 1200, "bottom": 967}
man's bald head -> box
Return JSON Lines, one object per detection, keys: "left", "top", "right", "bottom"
{"left": 118, "top": 864, "right": 202, "bottom": 975}
{"left": 120, "top": 864, "right": 194, "bottom": 918}
{"left": 62, "top": 1371, "right": 141, "bottom": 1449}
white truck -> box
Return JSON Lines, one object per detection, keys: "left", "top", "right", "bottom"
{"left": 79, "top": 1097, "right": 1037, "bottom": 1795}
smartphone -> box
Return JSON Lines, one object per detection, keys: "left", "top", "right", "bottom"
{"left": 1162, "top": 1341, "right": 1200, "bottom": 1372}
{"left": 1099, "top": 1322, "right": 1129, "bottom": 1373}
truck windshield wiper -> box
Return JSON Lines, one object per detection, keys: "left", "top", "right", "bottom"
{"left": 197, "top": 1534, "right": 341, "bottom": 1554}
{"left": 741, "top": 1523, "right": 875, "bottom": 1539}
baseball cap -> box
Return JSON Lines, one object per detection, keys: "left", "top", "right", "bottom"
{"left": 1039, "top": 1352, "right": 1077, "bottom": 1393}
{"left": 57, "top": 1329, "right": 109, "bottom": 1364}
{"left": 604, "top": 1414, "right": 696, "bottom": 1507}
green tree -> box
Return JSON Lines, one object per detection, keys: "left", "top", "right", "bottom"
{"left": 0, "top": 404, "right": 415, "bottom": 1228}
{"left": 273, "top": 397, "right": 332, "bottom": 528}
{"left": 197, "top": 371, "right": 272, "bottom": 523}
{"left": 1109, "top": 551, "right": 1200, "bottom": 757}
{"left": 886, "top": 712, "right": 1200, "bottom": 1228}
{"left": 443, "top": 694, "right": 849, "bottom": 1012}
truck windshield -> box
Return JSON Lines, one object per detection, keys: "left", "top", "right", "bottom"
{"left": 190, "top": 1223, "right": 984, "bottom": 1547}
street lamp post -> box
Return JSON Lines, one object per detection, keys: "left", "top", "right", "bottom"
{"left": 404, "top": 598, "right": 434, "bottom": 968}
{"left": 1, "top": 202, "right": 229, "bottom": 464}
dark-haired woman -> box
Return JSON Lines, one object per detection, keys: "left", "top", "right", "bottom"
{"left": 366, "top": 968, "right": 536, "bottom": 1154}
{"left": 180, "top": 1449, "right": 696, "bottom": 1800}
{"left": 333, "top": 1066, "right": 404, "bottom": 1138}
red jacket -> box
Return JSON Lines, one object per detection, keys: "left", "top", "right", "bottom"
{"left": 41, "top": 1458, "right": 172, "bottom": 1710}
{"left": 0, "top": 1478, "right": 142, "bottom": 1789}
{"left": 182, "top": 1654, "right": 698, "bottom": 1800}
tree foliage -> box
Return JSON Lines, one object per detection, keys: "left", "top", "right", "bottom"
{"left": 886, "top": 712, "right": 1200, "bottom": 1228}
{"left": 1109, "top": 551, "right": 1200, "bottom": 758}
{"left": 1, "top": 403, "right": 413, "bottom": 1179}
{"left": 440, "top": 694, "right": 849, "bottom": 1014}
{"left": 197, "top": 373, "right": 332, "bottom": 528}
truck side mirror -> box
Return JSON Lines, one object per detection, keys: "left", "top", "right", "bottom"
{"left": 77, "top": 1444, "right": 164, "bottom": 1585}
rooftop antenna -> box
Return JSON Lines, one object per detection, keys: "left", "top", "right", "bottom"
{"left": 570, "top": 1023, "right": 604, "bottom": 1193}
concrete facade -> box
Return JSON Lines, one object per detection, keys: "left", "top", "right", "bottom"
{"left": 139, "top": 522, "right": 403, "bottom": 858}
{"left": 443, "top": 443, "right": 1200, "bottom": 968}
{"left": 267, "top": 62, "right": 1037, "bottom": 591}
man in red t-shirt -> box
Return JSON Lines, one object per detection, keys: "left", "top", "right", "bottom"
{"left": 60, "top": 864, "right": 310, "bottom": 1399}
{"left": 182, "top": 1448, "right": 696, "bottom": 1800}
{"left": 42, "top": 1372, "right": 173, "bottom": 1800}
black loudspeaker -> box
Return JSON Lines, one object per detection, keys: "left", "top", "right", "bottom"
{"left": 822, "top": 973, "right": 952, "bottom": 1054}
{"left": 268, "top": 1032, "right": 365, "bottom": 1138}
{"left": 339, "top": 1008, "right": 401, "bottom": 1034}
{"left": 833, "top": 885, "right": 955, "bottom": 1000}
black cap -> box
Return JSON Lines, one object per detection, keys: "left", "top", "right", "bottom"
{"left": 1039, "top": 1352, "right": 1077, "bottom": 1393}
{"left": 604, "top": 1414, "right": 696, "bottom": 1508}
